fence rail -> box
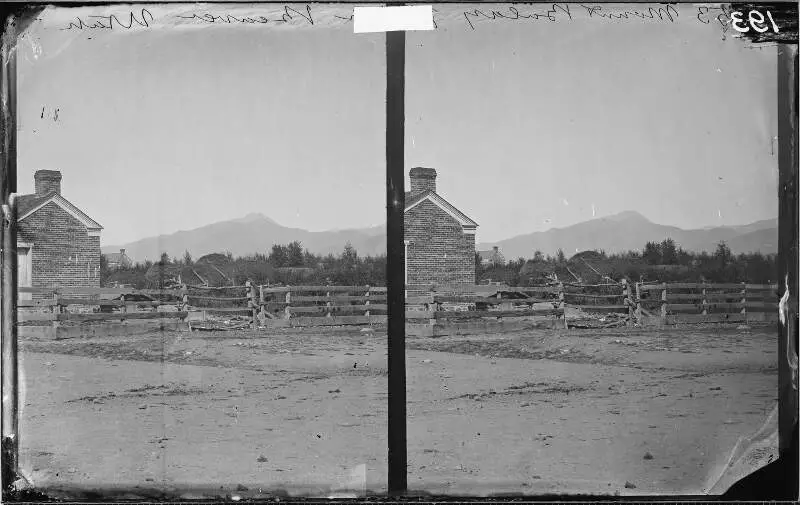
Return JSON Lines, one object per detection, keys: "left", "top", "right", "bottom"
{"left": 16, "top": 280, "right": 781, "bottom": 334}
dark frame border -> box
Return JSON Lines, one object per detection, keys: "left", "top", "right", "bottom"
{"left": 0, "top": 1, "right": 797, "bottom": 501}
{"left": 386, "top": 27, "right": 408, "bottom": 496}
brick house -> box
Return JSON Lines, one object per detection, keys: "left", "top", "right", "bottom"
{"left": 105, "top": 248, "right": 132, "bottom": 270}
{"left": 404, "top": 167, "right": 478, "bottom": 288}
{"left": 17, "top": 170, "right": 102, "bottom": 298}
{"left": 477, "top": 246, "right": 506, "bottom": 267}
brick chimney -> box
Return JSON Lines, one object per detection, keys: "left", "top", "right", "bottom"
{"left": 34, "top": 170, "right": 62, "bottom": 196}
{"left": 120, "top": 248, "right": 126, "bottom": 256}
{"left": 409, "top": 167, "right": 437, "bottom": 196}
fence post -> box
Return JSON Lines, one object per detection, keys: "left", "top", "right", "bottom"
{"left": 245, "top": 281, "right": 252, "bottom": 328}
{"left": 284, "top": 288, "right": 291, "bottom": 320}
{"left": 429, "top": 287, "right": 436, "bottom": 327}
{"left": 259, "top": 285, "right": 266, "bottom": 321}
{"left": 622, "top": 279, "right": 632, "bottom": 327}
{"left": 325, "top": 290, "right": 332, "bottom": 318}
{"left": 635, "top": 281, "right": 642, "bottom": 324}
{"left": 120, "top": 294, "right": 127, "bottom": 315}
{"left": 364, "top": 286, "right": 371, "bottom": 318}
{"left": 250, "top": 281, "right": 259, "bottom": 328}
{"left": 559, "top": 281, "right": 568, "bottom": 329}
{"left": 181, "top": 284, "right": 189, "bottom": 314}
{"left": 741, "top": 281, "right": 747, "bottom": 323}
{"left": 52, "top": 292, "right": 61, "bottom": 333}
{"left": 660, "top": 283, "right": 668, "bottom": 324}
{"left": 702, "top": 282, "right": 707, "bottom": 316}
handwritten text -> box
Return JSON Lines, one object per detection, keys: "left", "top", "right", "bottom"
{"left": 63, "top": 8, "right": 154, "bottom": 30}
{"left": 176, "top": 6, "right": 314, "bottom": 26}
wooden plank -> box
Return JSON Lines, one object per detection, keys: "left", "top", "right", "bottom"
{"left": 405, "top": 310, "right": 434, "bottom": 319}
{"left": 417, "top": 285, "right": 561, "bottom": 295}
{"left": 501, "top": 286, "right": 562, "bottom": 294}
{"left": 662, "top": 282, "right": 756, "bottom": 290}
{"left": 260, "top": 285, "right": 384, "bottom": 294}
{"left": 405, "top": 295, "right": 434, "bottom": 305}
{"left": 56, "top": 311, "right": 188, "bottom": 322}
{"left": 639, "top": 284, "right": 668, "bottom": 291}
{"left": 262, "top": 301, "right": 289, "bottom": 307}
{"left": 669, "top": 302, "right": 778, "bottom": 312}
{"left": 17, "top": 299, "right": 57, "bottom": 307}
{"left": 434, "top": 309, "right": 563, "bottom": 319}
{"left": 742, "top": 302, "right": 778, "bottom": 310}
{"left": 194, "top": 307, "right": 251, "bottom": 313}
{"left": 572, "top": 305, "right": 628, "bottom": 313}
{"left": 135, "top": 289, "right": 185, "bottom": 296}
{"left": 665, "top": 293, "right": 776, "bottom": 302}
{"left": 17, "top": 286, "right": 183, "bottom": 297}
{"left": 500, "top": 286, "right": 561, "bottom": 294}
{"left": 564, "top": 282, "right": 620, "bottom": 288}
{"left": 185, "top": 285, "right": 247, "bottom": 291}
{"left": 668, "top": 304, "right": 717, "bottom": 313}
{"left": 665, "top": 293, "right": 704, "bottom": 302}
{"left": 744, "top": 284, "right": 780, "bottom": 291}
{"left": 666, "top": 313, "right": 748, "bottom": 324}
{"left": 290, "top": 285, "right": 382, "bottom": 292}
{"left": 260, "top": 287, "right": 290, "bottom": 293}
{"left": 185, "top": 294, "right": 249, "bottom": 302}
{"left": 658, "top": 283, "right": 705, "bottom": 289}
{"left": 18, "top": 312, "right": 56, "bottom": 322}
{"left": 264, "top": 315, "right": 387, "bottom": 327}
{"left": 289, "top": 304, "right": 388, "bottom": 314}
{"left": 562, "top": 293, "right": 624, "bottom": 300}
{"left": 18, "top": 287, "right": 54, "bottom": 294}
{"left": 434, "top": 295, "right": 551, "bottom": 304}
{"left": 290, "top": 294, "right": 387, "bottom": 303}
{"left": 59, "top": 299, "right": 166, "bottom": 308}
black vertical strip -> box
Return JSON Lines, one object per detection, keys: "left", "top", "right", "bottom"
{"left": 386, "top": 29, "right": 407, "bottom": 495}
{"left": 0, "top": 10, "right": 18, "bottom": 493}
{"left": 777, "top": 43, "right": 799, "bottom": 499}
{"left": 1, "top": 197, "right": 17, "bottom": 493}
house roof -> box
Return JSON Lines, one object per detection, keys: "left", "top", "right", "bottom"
{"left": 477, "top": 250, "right": 504, "bottom": 261}
{"left": 404, "top": 190, "right": 478, "bottom": 229}
{"left": 18, "top": 192, "right": 102, "bottom": 231}
{"left": 105, "top": 252, "right": 129, "bottom": 263}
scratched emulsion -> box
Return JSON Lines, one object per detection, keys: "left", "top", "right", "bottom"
{"left": 13, "top": 2, "right": 388, "bottom": 499}
{"left": 8, "top": 0, "right": 792, "bottom": 499}
{"left": 403, "top": 1, "right": 781, "bottom": 497}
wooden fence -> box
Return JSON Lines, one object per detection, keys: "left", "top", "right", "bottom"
{"left": 17, "top": 285, "right": 188, "bottom": 338}
{"left": 257, "top": 285, "right": 387, "bottom": 328}
{"left": 636, "top": 282, "right": 781, "bottom": 325}
{"left": 405, "top": 280, "right": 780, "bottom": 328}
{"left": 16, "top": 280, "right": 781, "bottom": 336}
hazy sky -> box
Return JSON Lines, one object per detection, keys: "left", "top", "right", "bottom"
{"left": 18, "top": 4, "right": 385, "bottom": 245}
{"left": 407, "top": 4, "right": 778, "bottom": 243}
{"left": 19, "top": 3, "right": 778, "bottom": 246}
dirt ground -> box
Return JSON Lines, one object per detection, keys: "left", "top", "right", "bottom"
{"left": 16, "top": 323, "right": 778, "bottom": 498}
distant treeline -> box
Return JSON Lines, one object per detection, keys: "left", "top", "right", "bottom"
{"left": 102, "top": 238, "right": 779, "bottom": 289}
{"left": 480, "top": 239, "right": 778, "bottom": 286}
{"left": 101, "top": 241, "right": 386, "bottom": 289}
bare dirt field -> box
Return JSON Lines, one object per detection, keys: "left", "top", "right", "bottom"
{"left": 17, "top": 323, "right": 778, "bottom": 498}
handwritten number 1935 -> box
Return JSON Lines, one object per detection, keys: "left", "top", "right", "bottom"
{"left": 730, "top": 10, "right": 779, "bottom": 33}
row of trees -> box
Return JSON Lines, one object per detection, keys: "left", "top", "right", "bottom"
{"left": 103, "top": 238, "right": 779, "bottom": 289}
{"left": 476, "top": 240, "right": 778, "bottom": 285}
{"left": 102, "top": 242, "right": 386, "bottom": 289}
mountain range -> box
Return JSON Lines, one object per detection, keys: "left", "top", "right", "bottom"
{"left": 476, "top": 211, "right": 778, "bottom": 260}
{"left": 103, "top": 210, "right": 778, "bottom": 263}
{"left": 103, "top": 213, "right": 386, "bottom": 263}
